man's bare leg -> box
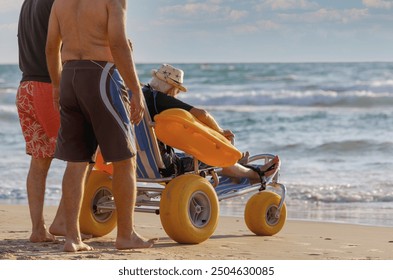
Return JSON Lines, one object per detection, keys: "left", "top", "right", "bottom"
{"left": 62, "top": 161, "right": 93, "bottom": 252}
{"left": 112, "top": 158, "right": 156, "bottom": 250}
{"left": 27, "top": 157, "right": 56, "bottom": 243}
{"left": 260, "top": 156, "right": 280, "bottom": 177}
{"left": 49, "top": 197, "right": 65, "bottom": 236}
{"left": 221, "top": 156, "right": 281, "bottom": 181}
{"left": 50, "top": 163, "right": 94, "bottom": 239}
{"left": 221, "top": 163, "right": 257, "bottom": 179}
{"left": 49, "top": 198, "right": 92, "bottom": 240}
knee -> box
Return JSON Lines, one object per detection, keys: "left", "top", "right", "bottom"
{"left": 112, "top": 157, "right": 136, "bottom": 170}
{"left": 65, "top": 162, "right": 89, "bottom": 176}
{"left": 30, "top": 157, "right": 52, "bottom": 174}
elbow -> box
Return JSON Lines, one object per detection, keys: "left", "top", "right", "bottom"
{"left": 109, "top": 40, "right": 130, "bottom": 61}
{"left": 45, "top": 44, "right": 52, "bottom": 58}
{"left": 45, "top": 46, "right": 53, "bottom": 65}
{"left": 45, "top": 41, "right": 59, "bottom": 61}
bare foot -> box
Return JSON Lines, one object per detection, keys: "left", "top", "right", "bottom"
{"left": 238, "top": 151, "right": 250, "bottom": 165}
{"left": 63, "top": 239, "right": 94, "bottom": 252}
{"left": 50, "top": 223, "right": 92, "bottom": 240}
{"left": 30, "top": 229, "right": 56, "bottom": 243}
{"left": 260, "top": 155, "right": 281, "bottom": 177}
{"left": 116, "top": 231, "right": 158, "bottom": 250}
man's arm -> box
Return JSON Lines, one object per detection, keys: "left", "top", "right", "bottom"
{"left": 190, "top": 107, "right": 234, "bottom": 141}
{"left": 45, "top": 4, "right": 62, "bottom": 110}
{"left": 107, "top": 0, "right": 144, "bottom": 124}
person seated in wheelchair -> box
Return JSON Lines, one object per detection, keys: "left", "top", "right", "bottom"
{"left": 142, "top": 64, "right": 280, "bottom": 184}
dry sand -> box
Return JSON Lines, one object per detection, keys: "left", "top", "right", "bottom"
{"left": 1, "top": 204, "right": 392, "bottom": 260}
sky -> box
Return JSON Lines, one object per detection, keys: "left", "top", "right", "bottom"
{"left": 1, "top": 0, "right": 393, "bottom": 64}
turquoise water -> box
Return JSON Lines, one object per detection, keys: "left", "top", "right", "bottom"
{"left": 1, "top": 62, "right": 393, "bottom": 226}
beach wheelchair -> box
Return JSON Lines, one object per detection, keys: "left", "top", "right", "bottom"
{"left": 79, "top": 107, "right": 287, "bottom": 244}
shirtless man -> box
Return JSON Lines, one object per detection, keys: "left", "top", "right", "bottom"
{"left": 46, "top": 0, "right": 156, "bottom": 252}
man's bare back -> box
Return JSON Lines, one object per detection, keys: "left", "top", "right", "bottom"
{"left": 51, "top": 0, "right": 117, "bottom": 62}
{"left": 47, "top": 0, "right": 143, "bottom": 123}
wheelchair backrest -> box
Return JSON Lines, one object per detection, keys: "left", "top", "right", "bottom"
{"left": 134, "top": 101, "right": 165, "bottom": 179}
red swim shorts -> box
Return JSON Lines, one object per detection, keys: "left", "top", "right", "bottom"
{"left": 16, "top": 81, "right": 60, "bottom": 158}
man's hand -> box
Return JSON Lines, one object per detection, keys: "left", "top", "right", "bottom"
{"left": 130, "top": 90, "right": 145, "bottom": 125}
{"left": 222, "top": 129, "right": 235, "bottom": 143}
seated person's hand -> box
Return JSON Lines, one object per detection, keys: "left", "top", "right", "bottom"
{"left": 222, "top": 129, "right": 235, "bottom": 143}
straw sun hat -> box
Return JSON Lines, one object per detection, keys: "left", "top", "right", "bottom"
{"left": 151, "top": 64, "right": 187, "bottom": 92}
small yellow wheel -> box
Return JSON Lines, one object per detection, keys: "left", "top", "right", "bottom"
{"left": 160, "top": 174, "right": 219, "bottom": 244}
{"left": 244, "top": 191, "right": 286, "bottom": 236}
{"left": 80, "top": 170, "right": 117, "bottom": 237}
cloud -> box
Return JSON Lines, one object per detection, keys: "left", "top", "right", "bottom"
{"left": 161, "top": 2, "right": 220, "bottom": 15}
{"left": 257, "top": 0, "right": 319, "bottom": 11}
{"left": 279, "top": 8, "right": 369, "bottom": 24}
{"left": 228, "top": 10, "right": 248, "bottom": 21}
{"left": 232, "top": 20, "right": 281, "bottom": 34}
{"left": 362, "top": 0, "right": 393, "bottom": 9}
{"left": 160, "top": 1, "right": 247, "bottom": 21}
{"left": 0, "top": 23, "right": 18, "bottom": 31}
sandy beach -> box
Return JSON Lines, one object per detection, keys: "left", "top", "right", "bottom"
{"left": 0, "top": 204, "right": 392, "bottom": 260}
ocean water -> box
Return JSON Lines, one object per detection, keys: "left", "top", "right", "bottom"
{"left": 1, "top": 62, "right": 393, "bottom": 227}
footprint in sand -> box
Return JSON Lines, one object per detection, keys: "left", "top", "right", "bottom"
{"left": 342, "top": 244, "right": 358, "bottom": 248}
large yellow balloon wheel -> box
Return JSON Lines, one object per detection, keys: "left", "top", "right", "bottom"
{"left": 244, "top": 191, "right": 286, "bottom": 236}
{"left": 160, "top": 174, "right": 219, "bottom": 244}
{"left": 80, "top": 170, "right": 117, "bottom": 237}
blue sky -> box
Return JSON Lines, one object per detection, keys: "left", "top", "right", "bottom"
{"left": 1, "top": 0, "right": 393, "bottom": 64}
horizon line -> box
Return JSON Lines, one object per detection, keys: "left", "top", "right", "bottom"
{"left": 1, "top": 60, "right": 393, "bottom": 66}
